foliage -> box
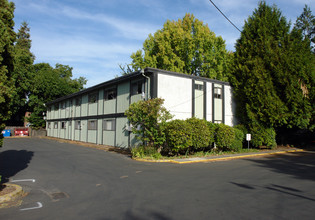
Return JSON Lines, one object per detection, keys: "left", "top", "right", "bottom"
{"left": 27, "top": 63, "right": 87, "bottom": 128}
{"left": 186, "top": 118, "right": 212, "bottom": 149}
{"left": 215, "top": 123, "right": 235, "bottom": 150}
{"left": 165, "top": 119, "right": 192, "bottom": 153}
{"left": 294, "top": 5, "right": 315, "bottom": 52}
{"left": 125, "top": 98, "right": 172, "bottom": 148}
{"left": 230, "top": 1, "right": 314, "bottom": 134}
{"left": 0, "top": 0, "right": 15, "bottom": 146}
{"left": 9, "top": 22, "right": 35, "bottom": 125}
{"left": 249, "top": 124, "right": 276, "bottom": 148}
{"left": 125, "top": 13, "right": 232, "bottom": 81}
{"left": 131, "top": 145, "right": 162, "bottom": 159}
{"left": 231, "top": 128, "right": 244, "bottom": 151}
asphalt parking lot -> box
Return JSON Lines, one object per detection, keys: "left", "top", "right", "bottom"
{"left": 0, "top": 138, "right": 314, "bottom": 220}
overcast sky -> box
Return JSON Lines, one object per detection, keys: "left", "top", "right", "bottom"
{"left": 12, "top": 0, "right": 314, "bottom": 88}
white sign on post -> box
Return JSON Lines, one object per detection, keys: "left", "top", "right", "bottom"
{"left": 246, "top": 134, "right": 251, "bottom": 149}
{"left": 246, "top": 134, "right": 251, "bottom": 141}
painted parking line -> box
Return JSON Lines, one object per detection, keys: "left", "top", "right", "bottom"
{"left": 20, "top": 202, "right": 43, "bottom": 211}
{"left": 11, "top": 179, "right": 36, "bottom": 183}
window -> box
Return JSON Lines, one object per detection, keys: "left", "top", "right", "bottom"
{"left": 195, "top": 84, "right": 204, "bottom": 91}
{"left": 61, "top": 121, "right": 66, "bottom": 129}
{"left": 48, "top": 122, "right": 51, "bottom": 129}
{"left": 88, "top": 120, "right": 97, "bottom": 130}
{"left": 103, "top": 119, "right": 116, "bottom": 131}
{"left": 54, "top": 103, "right": 59, "bottom": 111}
{"left": 214, "top": 87, "right": 222, "bottom": 99}
{"left": 54, "top": 122, "right": 58, "bottom": 129}
{"left": 88, "top": 92, "right": 98, "bottom": 103}
{"left": 75, "top": 97, "right": 81, "bottom": 106}
{"left": 61, "top": 102, "right": 65, "bottom": 109}
{"left": 131, "top": 81, "right": 143, "bottom": 95}
{"left": 75, "top": 121, "right": 81, "bottom": 130}
{"left": 104, "top": 88, "right": 117, "bottom": 100}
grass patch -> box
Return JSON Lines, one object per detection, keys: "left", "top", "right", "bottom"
{"left": 131, "top": 146, "right": 259, "bottom": 160}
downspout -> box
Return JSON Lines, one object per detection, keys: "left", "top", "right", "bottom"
{"left": 141, "top": 69, "right": 150, "bottom": 100}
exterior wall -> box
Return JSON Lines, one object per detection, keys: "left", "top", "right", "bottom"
{"left": 206, "top": 82, "right": 212, "bottom": 121}
{"left": 115, "top": 117, "right": 129, "bottom": 148}
{"left": 117, "top": 82, "right": 130, "bottom": 113}
{"left": 157, "top": 74, "right": 192, "bottom": 120}
{"left": 224, "top": 86, "right": 237, "bottom": 127}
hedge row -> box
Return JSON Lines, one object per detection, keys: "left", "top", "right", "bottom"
{"left": 164, "top": 118, "right": 245, "bottom": 153}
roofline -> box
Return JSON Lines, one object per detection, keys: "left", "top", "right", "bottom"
{"left": 46, "top": 67, "right": 230, "bottom": 105}
{"left": 144, "top": 67, "right": 230, "bottom": 85}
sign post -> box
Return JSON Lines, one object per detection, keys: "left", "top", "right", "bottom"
{"left": 246, "top": 134, "right": 251, "bottom": 150}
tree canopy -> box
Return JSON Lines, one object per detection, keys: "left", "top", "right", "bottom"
{"left": 230, "top": 1, "right": 314, "bottom": 141}
{"left": 124, "top": 13, "right": 232, "bottom": 81}
{"left": 0, "top": 2, "right": 87, "bottom": 131}
{"left": 0, "top": 0, "right": 15, "bottom": 146}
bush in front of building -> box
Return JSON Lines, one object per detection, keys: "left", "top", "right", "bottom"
{"left": 186, "top": 118, "right": 213, "bottom": 150}
{"left": 215, "top": 123, "right": 236, "bottom": 150}
{"left": 125, "top": 98, "right": 173, "bottom": 150}
{"left": 165, "top": 119, "right": 193, "bottom": 154}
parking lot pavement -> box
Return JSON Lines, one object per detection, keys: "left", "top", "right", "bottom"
{"left": 1, "top": 138, "right": 314, "bottom": 220}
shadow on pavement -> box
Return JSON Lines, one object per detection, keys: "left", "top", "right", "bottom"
{"left": 245, "top": 151, "right": 315, "bottom": 182}
{"left": 0, "top": 150, "right": 34, "bottom": 183}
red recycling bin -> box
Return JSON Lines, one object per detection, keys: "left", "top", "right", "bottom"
{"left": 14, "top": 128, "right": 29, "bottom": 136}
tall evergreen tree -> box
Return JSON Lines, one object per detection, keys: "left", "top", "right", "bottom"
{"left": 0, "top": 0, "right": 15, "bottom": 146}
{"left": 125, "top": 13, "right": 232, "bottom": 81}
{"left": 8, "top": 22, "right": 35, "bottom": 125}
{"left": 294, "top": 5, "right": 315, "bottom": 52}
{"left": 230, "top": 1, "right": 314, "bottom": 145}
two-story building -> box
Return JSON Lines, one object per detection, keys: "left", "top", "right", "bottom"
{"left": 46, "top": 67, "right": 236, "bottom": 148}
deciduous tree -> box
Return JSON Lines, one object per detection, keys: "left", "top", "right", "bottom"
{"left": 125, "top": 14, "right": 231, "bottom": 81}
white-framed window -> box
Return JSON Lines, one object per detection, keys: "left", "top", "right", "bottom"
{"left": 48, "top": 122, "right": 51, "bottom": 129}
{"left": 88, "top": 120, "right": 97, "bottom": 130}
{"left": 214, "top": 87, "right": 222, "bottom": 99}
{"left": 131, "top": 81, "right": 144, "bottom": 96}
{"left": 61, "top": 121, "right": 66, "bottom": 129}
{"left": 104, "top": 88, "right": 117, "bottom": 100}
{"left": 103, "top": 119, "right": 116, "bottom": 131}
{"left": 75, "top": 120, "right": 81, "bottom": 130}
{"left": 88, "top": 92, "right": 98, "bottom": 103}
{"left": 54, "top": 122, "right": 58, "bottom": 129}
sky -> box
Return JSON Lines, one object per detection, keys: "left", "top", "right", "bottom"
{"left": 12, "top": 0, "right": 314, "bottom": 88}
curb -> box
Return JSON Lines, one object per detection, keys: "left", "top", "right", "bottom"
{"left": 133, "top": 149, "right": 305, "bottom": 164}
{"left": 0, "top": 184, "right": 23, "bottom": 204}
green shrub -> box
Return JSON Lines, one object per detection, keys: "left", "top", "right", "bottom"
{"left": 131, "top": 145, "right": 162, "bottom": 159}
{"left": 165, "top": 119, "right": 192, "bottom": 153}
{"left": 125, "top": 98, "right": 172, "bottom": 148}
{"left": 249, "top": 125, "right": 277, "bottom": 148}
{"left": 231, "top": 128, "right": 244, "bottom": 151}
{"left": 234, "top": 124, "right": 248, "bottom": 138}
{"left": 215, "top": 123, "right": 235, "bottom": 150}
{"left": 185, "top": 118, "right": 212, "bottom": 150}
